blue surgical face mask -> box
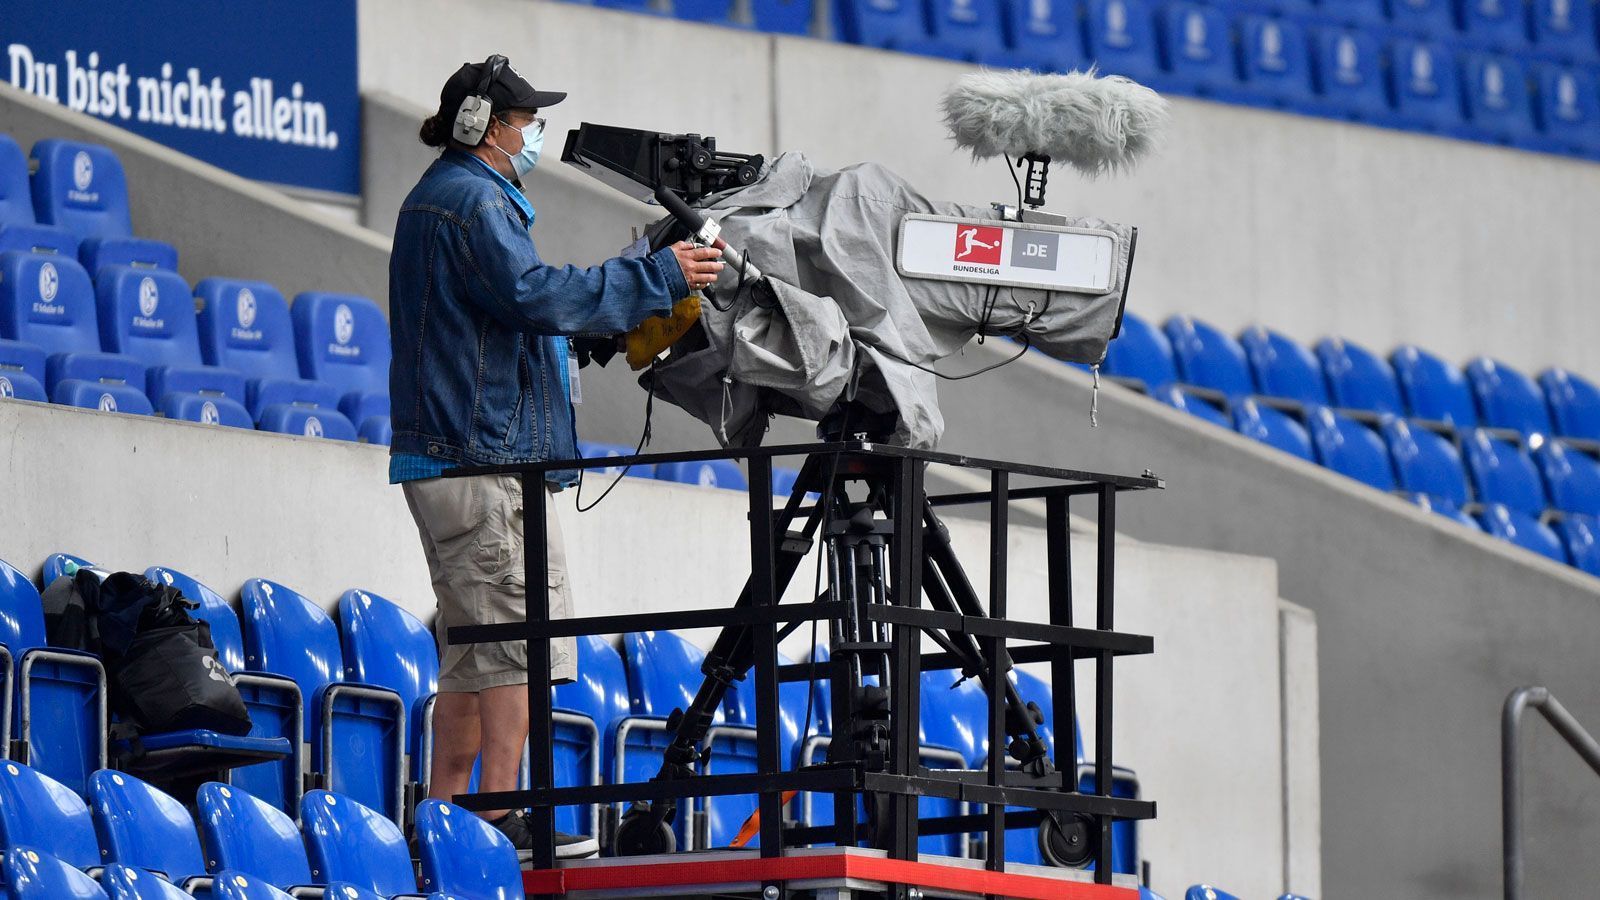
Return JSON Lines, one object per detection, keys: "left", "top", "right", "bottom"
{"left": 494, "top": 117, "right": 543, "bottom": 178}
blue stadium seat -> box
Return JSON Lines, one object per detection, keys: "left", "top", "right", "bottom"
{"left": 1158, "top": 4, "right": 1242, "bottom": 96}
{"left": 751, "top": 0, "right": 814, "bottom": 33}
{"left": 1382, "top": 417, "right": 1471, "bottom": 506}
{"left": 1, "top": 848, "right": 107, "bottom": 899}
{"left": 337, "top": 589, "right": 437, "bottom": 788}
{"left": 415, "top": 800, "right": 521, "bottom": 898}
{"left": 1185, "top": 887, "right": 1242, "bottom": 900}
{"left": 1532, "top": 0, "right": 1598, "bottom": 58}
{"left": 672, "top": 0, "right": 739, "bottom": 26}
{"left": 1001, "top": 0, "right": 1090, "bottom": 70}
{"left": 1390, "top": 0, "right": 1458, "bottom": 33}
{"left": 911, "top": 0, "right": 1011, "bottom": 61}
{"left": 1316, "top": 337, "right": 1405, "bottom": 417}
{"left": 1461, "top": 53, "right": 1538, "bottom": 145}
{"left": 143, "top": 568, "right": 243, "bottom": 673}
{"left": 0, "top": 250, "right": 146, "bottom": 395}
{"left": 1102, "top": 312, "right": 1179, "bottom": 390}
{"left": 1534, "top": 441, "right": 1600, "bottom": 516}
{"left": 1534, "top": 64, "right": 1600, "bottom": 155}
{"left": 241, "top": 579, "right": 406, "bottom": 824}
{"left": 41, "top": 553, "right": 99, "bottom": 585}
{"left": 552, "top": 635, "right": 629, "bottom": 840}
{"left": 833, "top": 0, "right": 932, "bottom": 49}
{"left": 27, "top": 140, "right": 177, "bottom": 279}
{"left": 211, "top": 871, "right": 299, "bottom": 900}
{"left": 195, "top": 279, "right": 342, "bottom": 422}
{"left": 1411, "top": 492, "right": 1482, "bottom": 528}
{"left": 1239, "top": 326, "right": 1328, "bottom": 407}
{"left": 1236, "top": 15, "right": 1318, "bottom": 111}
{"left": 94, "top": 266, "right": 247, "bottom": 409}
{"left": 1318, "top": 0, "right": 1388, "bottom": 25}
{"left": 0, "top": 136, "right": 79, "bottom": 260}
{"left": 1233, "top": 398, "right": 1314, "bottom": 460}
{"left": 300, "top": 791, "right": 416, "bottom": 895}
{"left": 0, "top": 559, "right": 106, "bottom": 796}
{"left": 257, "top": 405, "right": 358, "bottom": 442}
{"left": 0, "top": 225, "right": 78, "bottom": 258}
{"left": 0, "top": 761, "right": 99, "bottom": 870}
{"left": 87, "top": 771, "right": 207, "bottom": 888}
{"left": 52, "top": 380, "right": 154, "bottom": 416}
{"left": 1463, "top": 429, "right": 1548, "bottom": 516}
{"left": 1555, "top": 514, "right": 1600, "bottom": 576}
{"left": 78, "top": 239, "right": 178, "bottom": 278}
{"left": 100, "top": 865, "right": 192, "bottom": 900}
{"left": 357, "top": 416, "right": 391, "bottom": 445}
{"left": 1164, "top": 315, "right": 1254, "bottom": 399}
{"left": 1466, "top": 357, "right": 1555, "bottom": 437}
{"left": 1459, "top": 0, "right": 1533, "bottom": 49}
{"left": 592, "top": 0, "right": 664, "bottom": 13}
{"left": 1312, "top": 27, "right": 1392, "bottom": 121}
{"left": 578, "top": 440, "right": 656, "bottom": 478}
{"left": 1541, "top": 368, "right": 1600, "bottom": 441}
{"left": 0, "top": 340, "right": 47, "bottom": 403}
{"left": 703, "top": 653, "right": 810, "bottom": 849}
{"left": 290, "top": 293, "right": 390, "bottom": 427}
{"left": 195, "top": 782, "right": 314, "bottom": 889}
{"left": 1307, "top": 406, "right": 1398, "bottom": 490}
{"left": 1086, "top": 0, "right": 1166, "bottom": 83}
{"left": 656, "top": 459, "right": 749, "bottom": 489}
{"left": 619, "top": 631, "right": 720, "bottom": 849}
{"left": 161, "top": 394, "right": 252, "bottom": 428}
{"left": 1390, "top": 39, "right": 1468, "bottom": 132}
{"left": 1153, "top": 383, "right": 1232, "bottom": 427}
{"left": 1479, "top": 503, "right": 1566, "bottom": 562}
{"left": 1391, "top": 345, "right": 1478, "bottom": 430}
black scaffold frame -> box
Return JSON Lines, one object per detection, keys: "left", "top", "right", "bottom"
{"left": 444, "top": 442, "right": 1160, "bottom": 896}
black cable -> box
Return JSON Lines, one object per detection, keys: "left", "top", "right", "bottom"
{"left": 875, "top": 332, "right": 1033, "bottom": 381}
{"left": 574, "top": 360, "right": 658, "bottom": 513}
{"left": 1004, "top": 154, "right": 1025, "bottom": 212}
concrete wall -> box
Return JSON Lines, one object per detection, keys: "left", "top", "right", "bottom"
{"left": 358, "top": 0, "right": 1600, "bottom": 382}
{"left": 0, "top": 398, "right": 1312, "bottom": 900}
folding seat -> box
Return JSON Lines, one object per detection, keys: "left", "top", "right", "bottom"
{"left": 1466, "top": 357, "right": 1555, "bottom": 437}
{"left": 1239, "top": 326, "right": 1328, "bottom": 407}
{"left": 618, "top": 631, "right": 722, "bottom": 849}
{"left": 1164, "top": 316, "right": 1254, "bottom": 401}
{"left": 1390, "top": 39, "right": 1469, "bottom": 133}
{"left": 1382, "top": 418, "right": 1471, "bottom": 507}
{"left": 1311, "top": 27, "right": 1392, "bottom": 121}
{"left": 0, "top": 340, "right": 46, "bottom": 403}
{"left": 1540, "top": 368, "right": 1600, "bottom": 442}
{"left": 832, "top": 0, "right": 933, "bottom": 49}
{"left": 552, "top": 634, "right": 630, "bottom": 841}
{"left": 211, "top": 870, "right": 305, "bottom": 900}
{"left": 1478, "top": 503, "right": 1566, "bottom": 562}
{"left": 906, "top": 0, "right": 1012, "bottom": 61}
{"left": 1534, "top": 441, "right": 1600, "bottom": 516}
{"left": 1410, "top": 493, "right": 1482, "bottom": 528}
{"left": 336, "top": 589, "right": 437, "bottom": 795}
{"left": 1317, "top": 0, "right": 1389, "bottom": 26}
{"left": 1153, "top": 384, "right": 1232, "bottom": 427}
{"left": 1531, "top": 0, "right": 1599, "bottom": 59}
{"left": 1462, "top": 429, "right": 1548, "bottom": 516}
{"left": 1157, "top": 4, "right": 1243, "bottom": 97}
{"left": 1000, "top": 0, "right": 1090, "bottom": 71}
{"left": 0, "top": 761, "right": 100, "bottom": 870}
{"left": 0, "top": 250, "right": 145, "bottom": 399}
{"left": 1458, "top": 0, "right": 1533, "bottom": 49}
{"left": 95, "top": 266, "right": 247, "bottom": 412}
{"left": 1236, "top": 15, "right": 1318, "bottom": 112}
{"left": 751, "top": 0, "right": 814, "bottom": 34}
{"left": 241, "top": 579, "right": 407, "bottom": 823}
{"left": 1085, "top": 0, "right": 1167, "bottom": 84}
{"left": 1390, "top": 345, "right": 1478, "bottom": 430}
{"left": 578, "top": 440, "right": 657, "bottom": 479}
{"left": 290, "top": 293, "right": 390, "bottom": 430}
{"left": 1533, "top": 64, "right": 1600, "bottom": 156}
{"left": 300, "top": 791, "right": 417, "bottom": 895}
{"left": 415, "top": 800, "right": 521, "bottom": 898}
{"left": 656, "top": 459, "right": 749, "bottom": 489}
{"left": 703, "top": 653, "right": 811, "bottom": 848}
{"left": 1, "top": 848, "right": 107, "bottom": 899}
{"left": 100, "top": 865, "right": 193, "bottom": 900}
{"left": 1185, "top": 887, "right": 1242, "bottom": 900}
{"left": 1315, "top": 337, "right": 1405, "bottom": 419}
{"left": 257, "top": 405, "right": 359, "bottom": 442}
{"left": 1233, "top": 399, "right": 1315, "bottom": 461}
{"left": 86, "top": 771, "right": 207, "bottom": 889}
{"left": 53, "top": 380, "right": 153, "bottom": 415}
{"left": 1555, "top": 514, "right": 1600, "bottom": 576}
{"left": 160, "top": 394, "right": 252, "bottom": 428}
{"left": 41, "top": 553, "right": 99, "bottom": 585}
{"left": 27, "top": 140, "right": 178, "bottom": 279}
{"left": 672, "top": 0, "right": 739, "bottom": 26}
{"left": 195, "top": 782, "right": 316, "bottom": 891}
{"left": 0, "top": 559, "right": 106, "bottom": 795}
{"left": 0, "top": 136, "right": 79, "bottom": 262}
{"left": 1389, "top": 0, "right": 1458, "bottom": 36}
{"left": 358, "top": 416, "right": 391, "bottom": 446}
{"left": 79, "top": 241, "right": 179, "bottom": 279}
{"left": 1101, "top": 312, "right": 1179, "bottom": 391}
{"left": 195, "top": 279, "right": 344, "bottom": 424}
{"left": 1307, "top": 406, "right": 1398, "bottom": 491}
{"left": 0, "top": 225, "right": 77, "bottom": 258}
{"left": 1461, "top": 53, "right": 1538, "bottom": 145}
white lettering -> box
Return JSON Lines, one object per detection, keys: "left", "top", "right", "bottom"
{"left": 327, "top": 342, "right": 362, "bottom": 359}
{"left": 230, "top": 327, "right": 263, "bottom": 341}
{"left": 31, "top": 302, "right": 64, "bottom": 315}
{"left": 7, "top": 43, "right": 58, "bottom": 102}
{"left": 132, "top": 316, "right": 166, "bottom": 329}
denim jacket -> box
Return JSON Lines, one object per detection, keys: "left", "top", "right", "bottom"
{"left": 388, "top": 150, "right": 687, "bottom": 476}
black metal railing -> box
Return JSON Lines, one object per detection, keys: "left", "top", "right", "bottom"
{"left": 1502, "top": 686, "right": 1600, "bottom": 900}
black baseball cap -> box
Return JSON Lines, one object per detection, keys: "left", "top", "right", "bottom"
{"left": 439, "top": 57, "right": 566, "bottom": 116}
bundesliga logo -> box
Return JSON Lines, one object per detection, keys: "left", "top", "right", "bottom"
{"left": 954, "top": 225, "right": 1003, "bottom": 265}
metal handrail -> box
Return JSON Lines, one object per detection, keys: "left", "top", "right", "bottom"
{"left": 1502, "top": 686, "right": 1600, "bottom": 900}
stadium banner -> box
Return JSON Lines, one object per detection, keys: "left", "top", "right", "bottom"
{"left": 3, "top": 0, "right": 359, "bottom": 196}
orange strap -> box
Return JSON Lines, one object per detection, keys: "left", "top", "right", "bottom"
{"left": 729, "top": 790, "right": 798, "bottom": 848}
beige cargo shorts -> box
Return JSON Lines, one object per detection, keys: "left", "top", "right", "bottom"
{"left": 403, "top": 473, "right": 577, "bottom": 693}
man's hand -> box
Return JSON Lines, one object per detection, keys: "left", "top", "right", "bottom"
{"left": 672, "top": 240, "right": 726, "bottom": 292}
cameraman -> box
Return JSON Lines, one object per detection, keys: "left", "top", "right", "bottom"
{"left": 388, "top": 56, "right": 723, "bottom": 856}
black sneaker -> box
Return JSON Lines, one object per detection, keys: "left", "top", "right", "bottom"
{"left": 492, "top": 809, "right": 600, "bottom": 859}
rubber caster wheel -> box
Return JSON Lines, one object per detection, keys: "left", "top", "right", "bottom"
{"left": 1038, "top": 813, "right": 1098, "bottom": 868}
{"left": 614, "top": 804, "right": 677, "bottom": 856}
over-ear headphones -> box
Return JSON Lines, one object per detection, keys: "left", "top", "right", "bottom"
{"left": 452, "top": 54, "right": 508, "bottom": 146}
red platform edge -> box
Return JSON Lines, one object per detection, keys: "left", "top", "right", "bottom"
{"left": 522, "top": 853, "right": 1140, "bottom": 898}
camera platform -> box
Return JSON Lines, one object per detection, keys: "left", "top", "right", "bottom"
{"left": 446, "top": 442, "right": 1161, "bottom": 900}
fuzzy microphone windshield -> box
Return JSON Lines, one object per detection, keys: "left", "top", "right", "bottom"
{"left": 941, "top": 69, "right": 1169, "bottom": 177}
